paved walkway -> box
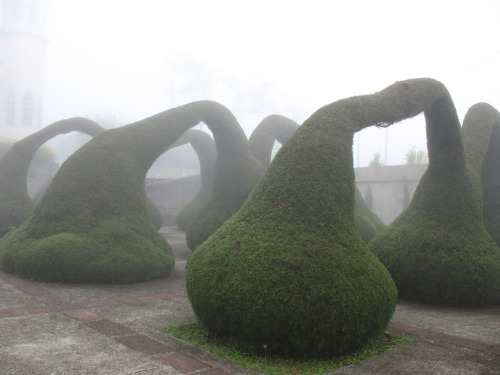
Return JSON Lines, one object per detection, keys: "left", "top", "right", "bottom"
{"left": 1, "top": 226, "right": 499, "bottom": 374}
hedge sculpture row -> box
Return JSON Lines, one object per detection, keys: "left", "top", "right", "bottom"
{"left": 0, "top": 101, "right": 264, "bottom": 283}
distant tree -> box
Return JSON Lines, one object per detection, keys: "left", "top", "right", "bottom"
{"left": 369, "top": 151, "right": 384, "bottom": 166}
{"left": 405, "top": 147, "right": 428, "bottom": 165}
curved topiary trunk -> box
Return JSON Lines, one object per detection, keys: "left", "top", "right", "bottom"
{"left": 186, "top": 78, "right": 457, "bottom": 358}
{"left": 462, "top": 103, "right": 500, "bottom": 246}
{"left": 369, "top": 99, "right": 500, "bottom": 306}
{"left": 249, "top": 114, "right": 385, "bottom": 242}
{"left": 249, "top": 114, "right": 299, "bottom": 167}
{"left": 172, "top": 130, "right": 217, "bottom": 230}
{"left": 0, "top": 101, "right": 262, "bottom": 283}
{"left": 0, "top": 118, "right": 104, "bottom": 237}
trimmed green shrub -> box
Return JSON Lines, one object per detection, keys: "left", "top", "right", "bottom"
{"left": 0, "top": 118, "right": 104, "bottom": 237}
{"left": 185, "top": 111, "right": 264, "bottom": 250}
{"left": 0, "top": 101, "right": 261, "bottom": 283}
{"left": 173, "top": 130, "right": 217, "bottom": 230}
{"left": 249, "top": 114, "right": 299, "bottom": 167}
{"left": 369, "top": 99, "right": 500, "bottom": 306}
{"left": 462, "top": 103, "right": 500, "bottom": 246}
{"left": 249, "top": 114, "right": 385, "bottom": 243}
{"left": 186, "top": 79, "right": 452, "bottom": 358}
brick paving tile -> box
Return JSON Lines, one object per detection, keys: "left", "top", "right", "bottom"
{"left": 155, "top": 352, "right": 210, "bottom": 373}
{"left": 63, "top": 309, "right": 103, "bottom": 321}
{"left": 387, "top": 322, "right": 433, "bottom": 337}
{"left": 115, "top": 333, "right": 173, "bottom": 355}
{"left": 34, "top": 295, "right": 68, "bottom": 305}
{"left": 79, "top": 298, "right": 121, "bottom": 308}
{"left": 486, "top": 344, "right": 500, "bottom": 355}
{"left": 27, "top": 303, "right": 80, "bottom": 314}
{"left": 170, "top": 290, "right": 188, "bottom": 298}
{"left": 194, "top": 369, "right": 232, "bottom": 375}
{"left": 15, "top": 283, "right": 52, "bottom": 296}
{"left": 86, "top": 319, "right": 136, "bottom": 337}
{"left": 113, "top": 295, "right": 149, "bottom": 306}
{"left": 426, "top": 332, "right": 492, "bottom": 351}
{"left": 140, "top": 292, "right": 175, "bottom": 302}
{"left": 0, "top": 308, "right": 24, "bottom": 318}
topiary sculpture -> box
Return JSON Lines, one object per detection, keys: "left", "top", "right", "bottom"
{"left": 369, "top": 98, "right": 500, "bottom": 306}
{"left": 0, "top": 101, "right": 262, "bottom": 283}
{"left": 462, "top": 103, "right": 500, "bottom": 246}
{"left": 249, "top": 114, "right": 299, "bottom": 167}
{"left": 0, "top": 118, "right": 104, "bottom": 237}
{"left": 173, "top": 130, "right": 217, "bottom": 231}
{"left": 186, "top": 79, "right": 458, "bottom": 358}
{"left": 249, "top": 114, "right": 385, "bottom": 242}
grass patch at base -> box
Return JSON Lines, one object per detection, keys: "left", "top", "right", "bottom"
{"left": 160, "top": 323, "right": 413, "bottom": 374}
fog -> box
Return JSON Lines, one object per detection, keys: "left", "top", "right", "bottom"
{"left": 42, "top": 0, "right": 500, "bottom": 166}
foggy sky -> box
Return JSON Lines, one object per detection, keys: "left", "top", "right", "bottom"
{"left": 43, "top": 0, "right": 500, "bottom": 166}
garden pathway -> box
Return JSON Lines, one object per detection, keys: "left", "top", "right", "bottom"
{"left": 0, "top": 226, "right": 499, "bottom": 374}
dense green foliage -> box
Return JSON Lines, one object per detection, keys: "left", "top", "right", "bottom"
{"left": 369, "top": 99, "right": 500, "bottom": 306}
{"left": 186, "top": 79, "right": 449, "bottom": 358}
{"left": 173, "top": 130, "right": 217, "bottom": 230}
{"left": 462, "top": 103, "right": 500, "bottom": 246}
{"left": 354, "top": 188, "right": 386, "bottom": 243}
{"left": 249, "top": 114, "right": 299, "bottom": 167}
{"left": 185, "top": 110, "right": 264, "bottom": 250}
{"left": 0, "top": 101, "right": 263, "bottom": 283}
{"left": 0, "top": 118, "right": 104, "bottom": 237}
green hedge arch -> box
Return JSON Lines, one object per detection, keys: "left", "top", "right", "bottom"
{"left": 0, "top": 118, "right": 104, "bottom": 237}
{"left": 172, "top": 130, "right": 217, "bottom": 231}
{"left": 186, "top": 78, "right": 455, "bottom": 358}
{"left": 369, "top": 100, "right": 500, "bottom": 306}
{"left": 0, "top": 101, "right": 262, "bottom": 283}
{"left": 462, "top": 103, "right": 500, "bottom": 246}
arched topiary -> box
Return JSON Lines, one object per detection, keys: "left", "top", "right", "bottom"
{"left": 249, "top": 114, "right": 385, "bottom": 242}
{"left": 462, "top": 103, "right": 500, "bottom": 246}
{"left": 0, "top": 118, "right": 104, "bottom": 237}
{"left": 0, "top": 101, "right": 261, "bottom": 283}
{"left": 185, "top": 116, "right": 264, "bottom": 250}
{"left": 186, "top": 79, "right": 456, "bottom": 358}
{"left": 369, "top": 98, "right": 500, "bottom": 306}
{"left": 249, "top": 114, "right": 299, "bottom": 167}
{"left": 173, "top": 130, "right": 217, "bottom": 231}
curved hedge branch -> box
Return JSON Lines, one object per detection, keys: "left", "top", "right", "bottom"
{"left": 171, "top": 130, "right": 217, "bottom": 230}
{"left": 0, "top": 101, "right": 262, "bottom": 283}
{"left": 369, "top": 100, "right": 500, "bottom": 306}
{"left": 249, "top": 114, "right": 299, "bottom": 167}
{"left": 462, "top": 103, "right": 500, "bottom": 245}
{"left": 186, "top": 78, "right": 456, "bottom": 358}
{"left": 0, "top": 118, "right": 104, "bottom": 236}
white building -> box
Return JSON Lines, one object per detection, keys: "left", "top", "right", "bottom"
{"left": 0, "top": 0, "right": 50, "bottom": 141}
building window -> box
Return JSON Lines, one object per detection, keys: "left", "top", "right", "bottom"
{"left": 6, "top": 92, "right": 15, "bottom": 126}
{"left": 22, "top": 93, "right": 34, "bottom": 127}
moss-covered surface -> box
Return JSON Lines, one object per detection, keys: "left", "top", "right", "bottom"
{"left": 0, "top": 118, "right": 104, "bottom": 237}
{"left": 248, "top": 114, "right": 385, "bottom": 242}
{"left": 249, "top": 114, "right": 299, "bottom": 167}
{"left": 462, "top": 103, "right": 500, "bottom": 246}
{"left": 0, "top": 101, "right": 262, "bottom": 283}
{"left": 369, "top": 99, "right": 500, "bottom": 306}
{"left": 173, "top": 130, "right": 217, "bottom": 231}
{"left": 186, "top": 79, "right": 454, "bottom": 358}
{"left": 185, "top": 114, "right": 264, "bottom": 250}
{"left": 354, "top": 188, "right": 386, "bottom": 243}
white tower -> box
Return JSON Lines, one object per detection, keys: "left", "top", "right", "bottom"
{"left": 0, "top": 0, "right": 50, "bottom": 141}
